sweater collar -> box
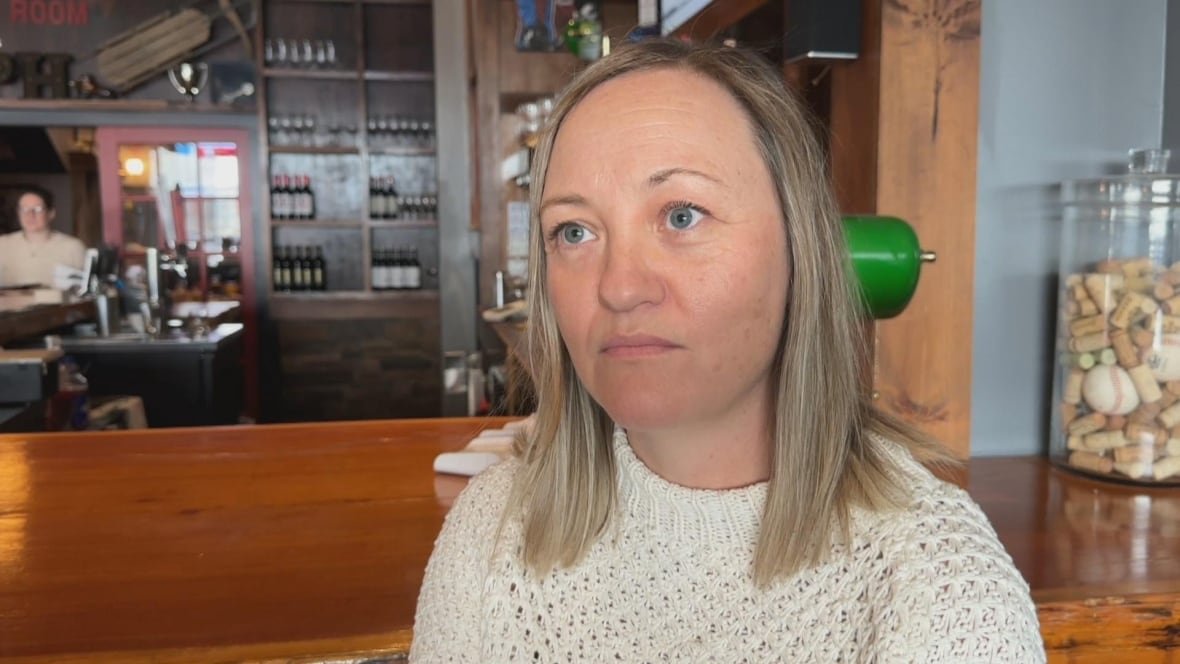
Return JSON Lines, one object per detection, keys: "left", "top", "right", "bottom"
{"left": 612, "top": 427, "right": 767, "bottom": 543}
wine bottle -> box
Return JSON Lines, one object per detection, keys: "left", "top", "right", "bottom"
{"left": 371, "top": 248, "right": 384, "bottom": 291}
{"left": 312, "top": 245, "right": 326, "bottom": 291}
{"left": 300, "top": 245, "right": 313, "bottom": 287}
{"left": 270, "top": 175, "right": 283, "bottom": 220}
{"left": 273, "top": 245, "right": 287, "bottom": 291}
{"left": 385, "top": 177, "right": 400, "bottom": 219}
{"left": 291, "top": 246, "right": 305, "bottom": 291}
{"left": 407, "top": 246, "right": 422, "bottom": 289}
{"left": 370, "top": 177, "right": 384, "bottom": 219}
{"left": 305, "top": 176, "right": 317, "bottom": 220}
{"left": 279, "top": 245, "right": 293, "bottom": 291}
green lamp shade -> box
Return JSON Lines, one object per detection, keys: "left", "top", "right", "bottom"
{"left": 843, "top": 215, "right": 935, "bottom": 320}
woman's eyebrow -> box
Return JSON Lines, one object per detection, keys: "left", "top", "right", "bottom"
{"left": 538, "top": 193, "right": 588, "bottom": 216}
{"left": 648, "top": 167, "right": 722, "bottom": 187}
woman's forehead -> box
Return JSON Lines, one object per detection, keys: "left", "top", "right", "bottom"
{"left": 547, "top": 69, "right": 763, "bottom": 187}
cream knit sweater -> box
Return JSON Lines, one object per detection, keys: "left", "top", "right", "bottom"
{"left": 412, "top": 430, "right": 1044, "bottom": 662}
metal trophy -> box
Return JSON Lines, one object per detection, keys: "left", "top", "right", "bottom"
{"left": 167, "top": 62, "right": 209, "bottom": 101}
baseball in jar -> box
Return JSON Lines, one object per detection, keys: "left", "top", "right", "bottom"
{"left": 1053, "top": 148, "right": 1180, "bottom": 485}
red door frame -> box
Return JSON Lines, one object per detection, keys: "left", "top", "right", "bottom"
{"left": 95, "top": 127, "right": 260, "bottom": 420}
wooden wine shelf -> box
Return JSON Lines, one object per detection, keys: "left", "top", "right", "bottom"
{"left": 367, "top": 219, "right": 437, "bottom": 228}
{"left": 269, "top": 146, "right": 361, "bottom": 155}
{"left": 369, "top": 146, "right": 437, "bottom": 156}
{"left": 262, "top": 68, "right": 357, "bottom": 80}
{"left": 269, "top": 289, "right": 439, "bottom": 320}
{"left": 363, "top": 70, "right": 434, "bottom": 82}
{"left": 271, "top": 219, "right": 364, "bottom": 228}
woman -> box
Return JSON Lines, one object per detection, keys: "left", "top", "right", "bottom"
{"left": 0, "top": 185, "right": 86, "bottom": 288}
{"left": 413, "top": 40, "right": 1043, "bottom": 662}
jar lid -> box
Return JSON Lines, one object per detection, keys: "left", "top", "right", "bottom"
{"left": 1062, "top": 148, "right": 1180, "bottom": 206}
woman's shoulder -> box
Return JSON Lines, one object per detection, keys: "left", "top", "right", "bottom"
{"left": 862, "top": 438, "right": 1003, "bottom": 555}
{"left": 858, "top": 439, "right": 1044, "bottom": 659}
{"left": 443, "top": 456, "right": 522, "bottom": 531}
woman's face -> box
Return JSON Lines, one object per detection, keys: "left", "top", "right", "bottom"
{"left": 540, "top": 68, "right": 790, "bottom": 433}
{"left": 17, "top": 193, "right": 54, "bottom": 235}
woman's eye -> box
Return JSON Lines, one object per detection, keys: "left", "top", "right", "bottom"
{"left": 665, "top": 205, "right": 704, "bottom": 231}
{"left": 556, "top": 223, "right": 595, "bottom": 245}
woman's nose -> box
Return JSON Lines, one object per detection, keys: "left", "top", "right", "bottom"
{"left": 597, "top": 237, "right": 665, "bottom": 313}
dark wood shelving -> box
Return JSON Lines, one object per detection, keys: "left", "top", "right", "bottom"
{"left": 369, "top": 146, "right": 436, "bottom": 156}
{"left": 262, "top": 68, "right": 358, "bottom": 80}
{"left": 367, "top": 219, "right": 437, "bottom": 228}
{"left": 363, "top": 70, "right": 434, "bottom": 83}
{"left": 270, "top": 219, "right": 364, "bottom": 228}
{"left": 269, "top": 146, "right": 361, "bottom": 155}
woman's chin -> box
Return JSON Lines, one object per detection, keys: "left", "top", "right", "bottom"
{"left": 595, "top": 395, "right": 692, "bottom": 433}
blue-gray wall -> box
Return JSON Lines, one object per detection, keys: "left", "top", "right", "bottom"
{"left": 970, "top": 0, "right": 1169, "bottom": 456}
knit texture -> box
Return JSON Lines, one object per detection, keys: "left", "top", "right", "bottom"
{"left": 411, "top": 430, "right": 1044, "bottom": 662}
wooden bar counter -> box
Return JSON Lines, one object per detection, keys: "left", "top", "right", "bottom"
{"left": 0, "top": 420, "right": 1176, "bottom": 663}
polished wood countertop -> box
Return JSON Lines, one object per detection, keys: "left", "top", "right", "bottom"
{"left": 0, "top": 420, "right": 1176, "bottom": 662}
{"left": 0, "top": 299, "right": 95, "bottom": 346}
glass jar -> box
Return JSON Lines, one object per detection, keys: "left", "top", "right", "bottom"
{"left": 1052, "top": 148, "right": 1180, "bottom": 485}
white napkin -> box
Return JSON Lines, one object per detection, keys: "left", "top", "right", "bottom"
{"left": 434, "top": 415, "right": 535, "bottom": 476}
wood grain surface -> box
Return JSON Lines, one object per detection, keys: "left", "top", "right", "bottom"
{"left": 2, "top": 421, "right": 1177, "bottom": 662}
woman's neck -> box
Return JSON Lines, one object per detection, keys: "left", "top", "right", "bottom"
{"left": 625, "top": 395, "right": 773, "bottom": 490}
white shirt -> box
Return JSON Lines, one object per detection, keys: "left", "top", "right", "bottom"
{"left": 412, "top": 430, "right": 1045, "bottom": 662}
{"left": 0, "top": 231, "right": 86, "bottom": 288}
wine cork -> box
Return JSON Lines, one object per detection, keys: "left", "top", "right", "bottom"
{"left": 1079, "top": 299, "right": 1099, "bottom": 316}
{"left": 1069, "top": 333, "right": 1110, "bottom": 353}
{"left": 1122, "top": 257, "right": 1154, "bottom": 276}
{"left": 1069, "top": 283, "right": 1089, "bottom": 301}
{"left": 1114, "top": 461, "right": 1151, "bottom": 479}
{"left": 1114, "top": 444, "right": 1156, "bottom": 464}
{"left": 1064, "top": 352, "right": 1097, "bottom": 370}
{"left": 1069, "top": 450, "right": 1114, "bottom": 474}
{"left": 1083, "top": 430, "right": 1127, "bottom": 451}
{"left": 1167, "top": 438, "right": 1180, "bottom": 456}
{"left": 1140, "top": 294, "right": 1160, "bottom": 314}
{"left": 1125, "top": 422, "right": 1166, "bottom": 446}
{"left": 1066, "top": 273, "right": 1083, "bottom": 288}
{"left": 1084, "top": 274, "right": 1122, "bottom": 313}
{"left": 1110, "top": 331, "right": 1139, "bottom": 368}
{"left": 1064, "top": 301, "right": 1081, "bottom": 318}
{"left": 1126, "top": 275, "right": 1155, "bottom": 294}
{"left": 1110, "top": 293, "right": 1145, "bottom": 328}
{"left": 1164, "top": 295, "right": 1180, "bottom": 315}
{"left": 1152, "top": 455, "right": 1180, "bottom": 480}
{"left": 1066, "top": 434, "right": 1085, "bottom": 451}
{"left": 1130, "top": 401, "right": 1163, "bottom": 424}
{"left": 1161, "top": 315, "right": 1180, "bottom": 334}
{"left": 1096, "top": 260, "right": 1123, "bottom": 274}
{"left": 1160, "top": 390, "right": 1180, "bottom": 410}
{"left": 1103, "top": 414, "right": 1126, "bottom": 430}
{"left": 1131, "top": 327, "right": 1156, "bottom": 349}
{"left": 1068, "top": 412, "right": 1106, "bottom": 435}
{"left": 1159, "top": 402, "right": 1180, "bottom": 428}
{"left": 1069, "top": 314, "right": 1108, "bottom": 337}
{"left": 1064, "top": 369, "right": 1084, "bottom": 404}
{"left": 1098, "top": 348, "right": 1117, "bottom": 366}
{"left": 1127, "top": 363, "right": 1163, "bottom": 402}
{"left": 1061, "top": 403, "right": 1079, "bottom": 426}
{"left": 1155, "top": 281, "right": 1175, "bottom": 301}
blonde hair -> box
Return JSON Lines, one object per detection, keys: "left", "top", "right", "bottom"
{"left": 510, "top": 39, "right": 950, "bottom": 585}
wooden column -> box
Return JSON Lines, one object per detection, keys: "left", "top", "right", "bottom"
{"left": 829, "top": 0, "right": 981, "bottom": 457}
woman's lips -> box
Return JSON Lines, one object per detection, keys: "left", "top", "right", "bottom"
{"left": 601, "top": 334, "right": 681, "bottom": 358}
